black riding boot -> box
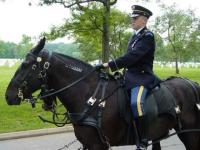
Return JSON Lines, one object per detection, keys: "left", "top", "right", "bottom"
{"left": 136, "top": 116, "right": 149, "bottom": 150}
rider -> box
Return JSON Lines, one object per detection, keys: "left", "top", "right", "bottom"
{"left": 101, "top": 5, "right": 160, "bottom": 149}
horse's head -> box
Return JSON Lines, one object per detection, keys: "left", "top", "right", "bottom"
{"left": 5, "top": 37, "right": 47, "bottom": 105}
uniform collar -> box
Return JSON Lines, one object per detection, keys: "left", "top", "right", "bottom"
{"left": 135, "top": 26, "right": 146, "bottom": 35}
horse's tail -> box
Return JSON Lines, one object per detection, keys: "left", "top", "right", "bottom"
{"left": 197, "top": 84, "right": 200, "bottom": 147}
{"left": 194, "top": 83, "right": 200, "bottom": 108}
{"left": 181, "top": 78, "right": 200, "bottom": 111}
{"left": 194, "top": 83, "right": 200, "bottom": 126}
{"left": 181, "top": 78, "right": 200, "bottom": 124}
{"left": 190, "top": 82, "right": 200, "bottom": 148}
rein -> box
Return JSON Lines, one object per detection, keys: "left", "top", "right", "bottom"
{"left": 148, "top": 128, "right": 200, "bottom": 146}
{"left": 15, "top": 50, "right": 98, "bottom": 127}
{"left": 34, "top": 66, "right": 97, "bottom": 126}
{"left": 38, "top": 110, "right": 71, "bottom": 127}
{"left": 33, "top": 53, "right": 97, "bottom": 127}
{"left": 25, "top": 50, "right": 97, "bottom": 106}
{"left": 36, "top": 67, "right": 96, "bottom": 100}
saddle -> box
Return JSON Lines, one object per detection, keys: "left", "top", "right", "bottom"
{"left": 119, "top": 80, "right": 177, "bottom": 125}
{"left": 117, "top": 78, "right": 178, "bottom": 144}
{"left": 145, "top": 82, "right": 177, "bottom": 123}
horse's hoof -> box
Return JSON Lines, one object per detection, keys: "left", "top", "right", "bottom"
{"left": 136, "top": 147, "right": 147, "bottom": 150}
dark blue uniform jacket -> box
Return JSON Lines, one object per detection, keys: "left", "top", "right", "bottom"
{"left": 108, "top": 27, "right": 160, "bottom": 90}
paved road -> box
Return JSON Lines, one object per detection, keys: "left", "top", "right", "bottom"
{"left": 0, "top": 132, "right": 185, "bottom": 150}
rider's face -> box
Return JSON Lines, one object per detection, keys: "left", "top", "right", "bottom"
{"left": 131, "top": 15, "right": 147, "bottom": 30}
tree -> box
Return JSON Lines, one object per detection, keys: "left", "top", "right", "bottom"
{"left": 39, "top": 0, "right": 118, "bottom": 64}
{"left": 153, "top": 33, "right": 167, "bottom": 61}
{"left": 15, "top": 35, "right": 33, "bottom": 58}
{"left": 42, "top": 4, "right": 130, "bottom": 62}
{"left": 0, "top": 41, "right": 16, "bottom": 58}
{"left": 153, "top": 4, "right": 199, "bottom": 74}
{"left": 109, "top": 9, "right": 131, "bottom": 59}
{"left": 45, "top": 43, "right": 80, "bottom": 58}
{"left": 184, "top": 19, "right": 200, "bottom": 62}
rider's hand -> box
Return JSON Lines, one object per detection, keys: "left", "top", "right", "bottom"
{"left": 103, "top": 63, "right": 109, "bottom": 68}
{"left": 94, "top": 63, "right": 109, "bottom": 70}
{"left": 94, "top": 64, "right": 105, "bottom": 70}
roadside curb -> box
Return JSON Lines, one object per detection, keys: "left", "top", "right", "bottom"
{"left": 0, "top": 125, "right": 74, "bottom": 141}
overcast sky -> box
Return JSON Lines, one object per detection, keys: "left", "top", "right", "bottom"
{"left": 0, "top": 0, "right": 200, "bottom": 44}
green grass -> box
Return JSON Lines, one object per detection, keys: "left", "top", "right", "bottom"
{"left": 154, "top": 66, "right": 200, "bottom": 83}
{"left": 0, "top": 64, "right": 54, "bottom": 133}
{"left": 0, "top": 64, "right": 200, "bottom": 133}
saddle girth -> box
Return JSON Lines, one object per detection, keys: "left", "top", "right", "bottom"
{"left": 69, "top": 71, "right": 110, "bottom": 147}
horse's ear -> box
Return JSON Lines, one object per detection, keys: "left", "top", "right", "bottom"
{"left": 31, "top": 37, "right": 46, "bottom": 55}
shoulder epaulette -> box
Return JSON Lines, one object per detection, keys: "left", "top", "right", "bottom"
{"left": 144, "top": 30, "right": 154, "bottom": 37}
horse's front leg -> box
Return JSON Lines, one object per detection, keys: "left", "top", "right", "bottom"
{"left": 152, "top": 142, "right": 161, "bottom": 150}
{"left": 79, "top": 145, "right": 89, "bottom": 150}
{"left": 85, "top": 144, "right": 108, "bottom": 150}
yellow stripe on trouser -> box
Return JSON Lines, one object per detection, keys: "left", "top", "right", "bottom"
{"left": 137, "top": 86, "right": 144, "bottom": 116}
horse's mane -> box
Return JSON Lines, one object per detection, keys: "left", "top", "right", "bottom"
{"left": 52, "top": 51, "right": 93, "bottom": 70}
{"left": 51, "top": 51, "right": 118, "bottom": 81}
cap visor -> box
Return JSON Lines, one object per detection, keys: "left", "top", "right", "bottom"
{"left": 131, "top": 14, "right": 140, "bottom": 18}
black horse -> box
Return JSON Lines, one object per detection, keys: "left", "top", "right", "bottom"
{"left": 5, "top": 38, "right": 200, "bottom": 150}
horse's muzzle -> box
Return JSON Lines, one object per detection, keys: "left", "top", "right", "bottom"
{"left": 5, "top": 94, "right": 21, "bottom": 105}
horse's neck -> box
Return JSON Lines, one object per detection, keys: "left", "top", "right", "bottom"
{"left": 47, "top": 54, "right": 97, "bottom": 113}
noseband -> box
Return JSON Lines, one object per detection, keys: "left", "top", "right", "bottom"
{"left": 13, "top": 51, "right": 51, "bottom": 107}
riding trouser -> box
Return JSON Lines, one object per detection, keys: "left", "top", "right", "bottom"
{"left": 130, "top": 86, "right": 149, "bottom": 149}
{"left": 130, "top": 86, "right": 148, "bottom": 118}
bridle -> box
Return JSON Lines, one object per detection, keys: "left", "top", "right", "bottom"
{"left": 14, "top": 50, "right": 97, "bottom": 108}
{"left": 13, "top": 50, "right": 100, "bottom": 127}
{"left": 12, "top": 51, "right": 51, "bottom": 107}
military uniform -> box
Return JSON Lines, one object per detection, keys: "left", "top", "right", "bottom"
{"left": 108, "top": 27, "right": 160, "bottom": 90}
{"left": 107, "top": 5, "right": 160, "bottom": 149}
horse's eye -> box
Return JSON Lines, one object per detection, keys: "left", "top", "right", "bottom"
{"left": 22, "top": 62, "right": 29, "bottom": 68}
{"left": 32, "top": 64, "right": 37, "bottom": 70}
